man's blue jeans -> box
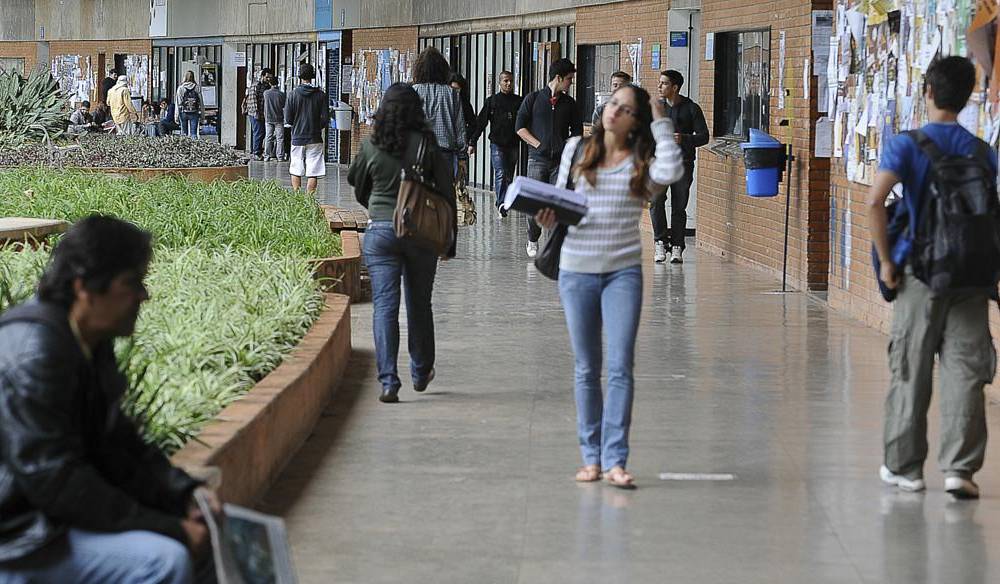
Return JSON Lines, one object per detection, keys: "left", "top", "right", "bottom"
{"left": 248, "top": 116, "right": 264, "bottom": 156}
{"left": 363, "top": 222, "right": 439, "bottom": 392}
{"left": 558, "top": 265, "right": 643, "bottom": 470}
{"left": 0, "top": 528, "right": 192, "bottom": 583}
{"left": 490, "top": 143, "right": 518, "bottom": 209}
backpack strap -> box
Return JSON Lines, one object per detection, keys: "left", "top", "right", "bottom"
{"left": 905, "top": 129, "right": 947, "bottom": 163}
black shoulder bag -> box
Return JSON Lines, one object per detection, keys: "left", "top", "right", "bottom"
{"left": 534, "top": 140, "right": 586, "bottom": 280}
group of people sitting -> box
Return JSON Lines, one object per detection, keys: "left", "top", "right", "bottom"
{"left": 66, "top": 71, "right": 206, "bottom": 139}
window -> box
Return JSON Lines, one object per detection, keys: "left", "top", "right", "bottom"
{"left": 714, "top": 29, "right": 770, "bottom": 139}
{"left": 577, "top": 43, "right": 620, "bottom": 122}
{"left": 0, "top": 58, "right": 25, "bottom": 75}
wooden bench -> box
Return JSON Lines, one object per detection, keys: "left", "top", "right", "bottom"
{"left": 322, "top": 205, "right": 370, "bottom": 232}
{"left": 0, "top": 218, "right": 70, "bottom": 245}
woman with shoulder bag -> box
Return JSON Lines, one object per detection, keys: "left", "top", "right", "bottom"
{"left": 534, "top": 84, "right": 683, "bottom": 488}
{"left": 348, "top": 83, "right": 458, "bottom": 404}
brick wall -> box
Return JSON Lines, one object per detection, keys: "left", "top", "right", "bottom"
{"left": 696, "top": 0, "right": 831, "bottom": 291}
{"left": 0, "top": 41, "right": 38, "bottom": 73}
{"left": 349, "top": 27, "right": 419, "bottom": 157}
{"left": 48, "top": 39, "right": 152, "bottom": 103}
{"left": 575, "top": 0, "right": 670, "bottom": 96}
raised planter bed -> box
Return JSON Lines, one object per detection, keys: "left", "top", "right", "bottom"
{"left": 310, "top": 229, "right": 364, "bottom": 302}
{"left": 77, "top": 165, "right": 249, "bottom": 183}
{"left": 0, "top": 217, "right": 68, "bottom": 245}
{"left": 171, "top": 293, "right": 352, "bottom": 506}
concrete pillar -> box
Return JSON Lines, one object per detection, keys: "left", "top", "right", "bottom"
{"left": 221, "top": 41, "right": 239, "bottom": 147}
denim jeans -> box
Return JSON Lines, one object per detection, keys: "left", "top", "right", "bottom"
{"left": 525, "top": 157, "right": 559, "bottom": 242}
{"left": 180, "top": 113, "right": 199, "bottom": 137}
{"left": 649, "top": 162, "right": 694, "bottom": 249}
{"left": 0, "top": 528, "right": 193, "bottom": 584}
{"left": 558, "top": 265, "right": 643, "bottom": 470}
{"left": 490, "top": 143, "right": 518, "bottom": 208}
{"left": 264, "top": 121, "right": 285, "bottom": 159}
{"left": 248, "top": 116, "right": 264, "bottom": 155}
{"left": 363, "top": 222, "right": 439, "bottom": 392}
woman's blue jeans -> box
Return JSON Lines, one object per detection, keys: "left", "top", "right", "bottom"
{"left": 180, "top": 112, "right": 199, "bottom": 137}
{"left": 363, "top": 222, "right": 439, "bottom": 392}
{"left": 558, "top": 265, "right": 642, "bottom": 470}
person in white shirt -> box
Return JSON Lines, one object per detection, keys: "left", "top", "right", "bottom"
{"left": 535, "top": 84, "right": 683, "bottom": 489}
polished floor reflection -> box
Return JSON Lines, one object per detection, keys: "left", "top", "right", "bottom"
{"left": 254, "top": 162, "right": 1000, "bottom": 584}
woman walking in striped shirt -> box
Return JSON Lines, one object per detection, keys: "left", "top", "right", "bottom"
{"left": 535, "top": 84, "right": 683, "bottom": 488}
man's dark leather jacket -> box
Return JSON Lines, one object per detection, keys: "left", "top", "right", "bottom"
{"left": 0, "top": 298, "right": 199, "bottom": 562}
{"left": 663, "top": 95, "right": 710, "bottom": 165}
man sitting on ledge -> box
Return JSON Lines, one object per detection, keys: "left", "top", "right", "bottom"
{"left": 0, "top": 215, "right": 218, "bottom": 583}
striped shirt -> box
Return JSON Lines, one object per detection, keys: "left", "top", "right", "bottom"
{"left": 413, "top": 83, "right": 468, "bottom": 157}
{"left": 558, "top": 118, "right": 684, "bottom": 274}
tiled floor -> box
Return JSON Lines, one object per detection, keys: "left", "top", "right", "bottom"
{"left": 256, "top": 162, "right": 1000, "bottom": 583}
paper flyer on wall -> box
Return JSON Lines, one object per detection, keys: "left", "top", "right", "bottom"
{"left": 195, "top": 490, "right": 298, "bottom": 584}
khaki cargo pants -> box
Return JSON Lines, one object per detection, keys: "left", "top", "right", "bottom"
{"left": 884, "top": 269, "right": 997, "bottom": 480}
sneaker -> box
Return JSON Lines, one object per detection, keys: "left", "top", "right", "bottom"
{"left": 945, "top": 476, "right": 980, "bottom": 499}
{"left": 880, "top": 465, "right": 926, "bottom": 492}
{"left": 414, "top": 368, "right": 435, "bottom": 393}
{"left": 654, "top": 241, "right": 667, "bottom": 263}
{"left": 526, "top": 241, "right": 538, "bottom": 258}
{"left": 670, "top": 246, "right": 684, "bottom": 264}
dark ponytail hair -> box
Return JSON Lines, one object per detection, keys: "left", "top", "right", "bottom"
{"left": 371, "top": 83, "right": 435, "bottom": 157}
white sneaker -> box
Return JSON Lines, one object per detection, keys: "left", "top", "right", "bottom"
{"left": 526, "top": 241, "right": 538, "bottom": 259}
{"left": 670, "top": 246, "right": 684, "bottom": 264}
{"left": 945, "top": 476, "right": 980, "bottom": 499}
{"left": 654, "top": 241, "right": 667, "bottom": 263}
{"left": 880, "top": 465, "right": 926, "bottom": 492}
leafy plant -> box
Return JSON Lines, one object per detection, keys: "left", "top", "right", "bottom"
{"left": 0, "top": 68, "right": 66, "bottom": 147}
{"left": 0, "top": 245, "right": 325, "bottom": 453}
{"left": 0, "top": 168, "right": 340, "bottom": 258}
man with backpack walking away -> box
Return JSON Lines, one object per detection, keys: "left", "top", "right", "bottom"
{"left": 515, "top": 58, "right": 583, "bottom": 258}
{"left": 174, "top": 71, "right": 203, "bottom": 138}
{"left": 470, "top": 71, "right": 523, "bottom": 219}
{"left": 868, "top": 55, "right": 1000, "bottom": 500}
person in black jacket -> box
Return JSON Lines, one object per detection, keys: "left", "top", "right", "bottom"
{"left": 652, "top": 69, "right": 709, "bottom": 264}
{"left": 515, "top": 58, "right": 583, "bottom": 257}
{"left": 470, "top": 70, "right": 523, "bottom": 217}
{"left": 0, "top": 216, "right": 219, "bottom": 583}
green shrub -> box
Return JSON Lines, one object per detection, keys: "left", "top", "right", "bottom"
{"left": 0, "top": 245, "right": 325, "bottom": 453}
{"left": 0, "top": 134, "right": 248, "bottom": 169}
{"left": 0, "top": 168, "right": 340, "bottom": 258}
{"left": 0, "top": 69, "right": 65, "bottom": 147}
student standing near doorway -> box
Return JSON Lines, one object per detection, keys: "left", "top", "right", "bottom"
{"left": 284, "top": 63, "right": 329, "bottom": 195}
{"left": 868, "top": 56, "right": 999, "bottom": 499}
{"left": 651, "top": 69, "right": 708, "bottom": 264}
{"left": 515, "top": 58, "right": 583, "bottom": 258}
{"left": 470, "top": 71, "right": 523, "bottom": 218}
{"left": 242, "top": 67, "right": 272, "bottom": 160}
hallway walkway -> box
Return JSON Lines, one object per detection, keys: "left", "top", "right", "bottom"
{"left": 256, "top": 164, "right": 1000, "bottom": 583}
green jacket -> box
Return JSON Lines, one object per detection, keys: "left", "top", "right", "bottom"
{"left": 348, "top": 131, "right": 458, "bottom": 256}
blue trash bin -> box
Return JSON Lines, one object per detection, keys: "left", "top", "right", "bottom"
{"left": 740, "top": 129, "right": 785, "bottom": 198}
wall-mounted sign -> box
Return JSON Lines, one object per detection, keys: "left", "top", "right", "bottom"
{"left": 670, "top": 32, "right": 689, "bottom": 48}
{"left": 231, "top": 52, "right": 246, "bottom": 67}
{"left": 705, "top": 32, "right": 715, "bottom": 60}
{"left": 651, "top": 43, "right": 661, "bottom": 69}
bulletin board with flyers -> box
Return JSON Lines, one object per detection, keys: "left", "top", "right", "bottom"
{"left": 827, "top": 0, "right": 1000, "bottom": 185}
{"left": 351, "top": 48, "right": 415, "bottom": 126}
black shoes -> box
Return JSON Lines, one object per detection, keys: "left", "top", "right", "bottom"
{"left": 414, "top": 368, "right": 435, "bottom": 393}
{"left": 379, "top": 388, "right": 399, "bottom": 403}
